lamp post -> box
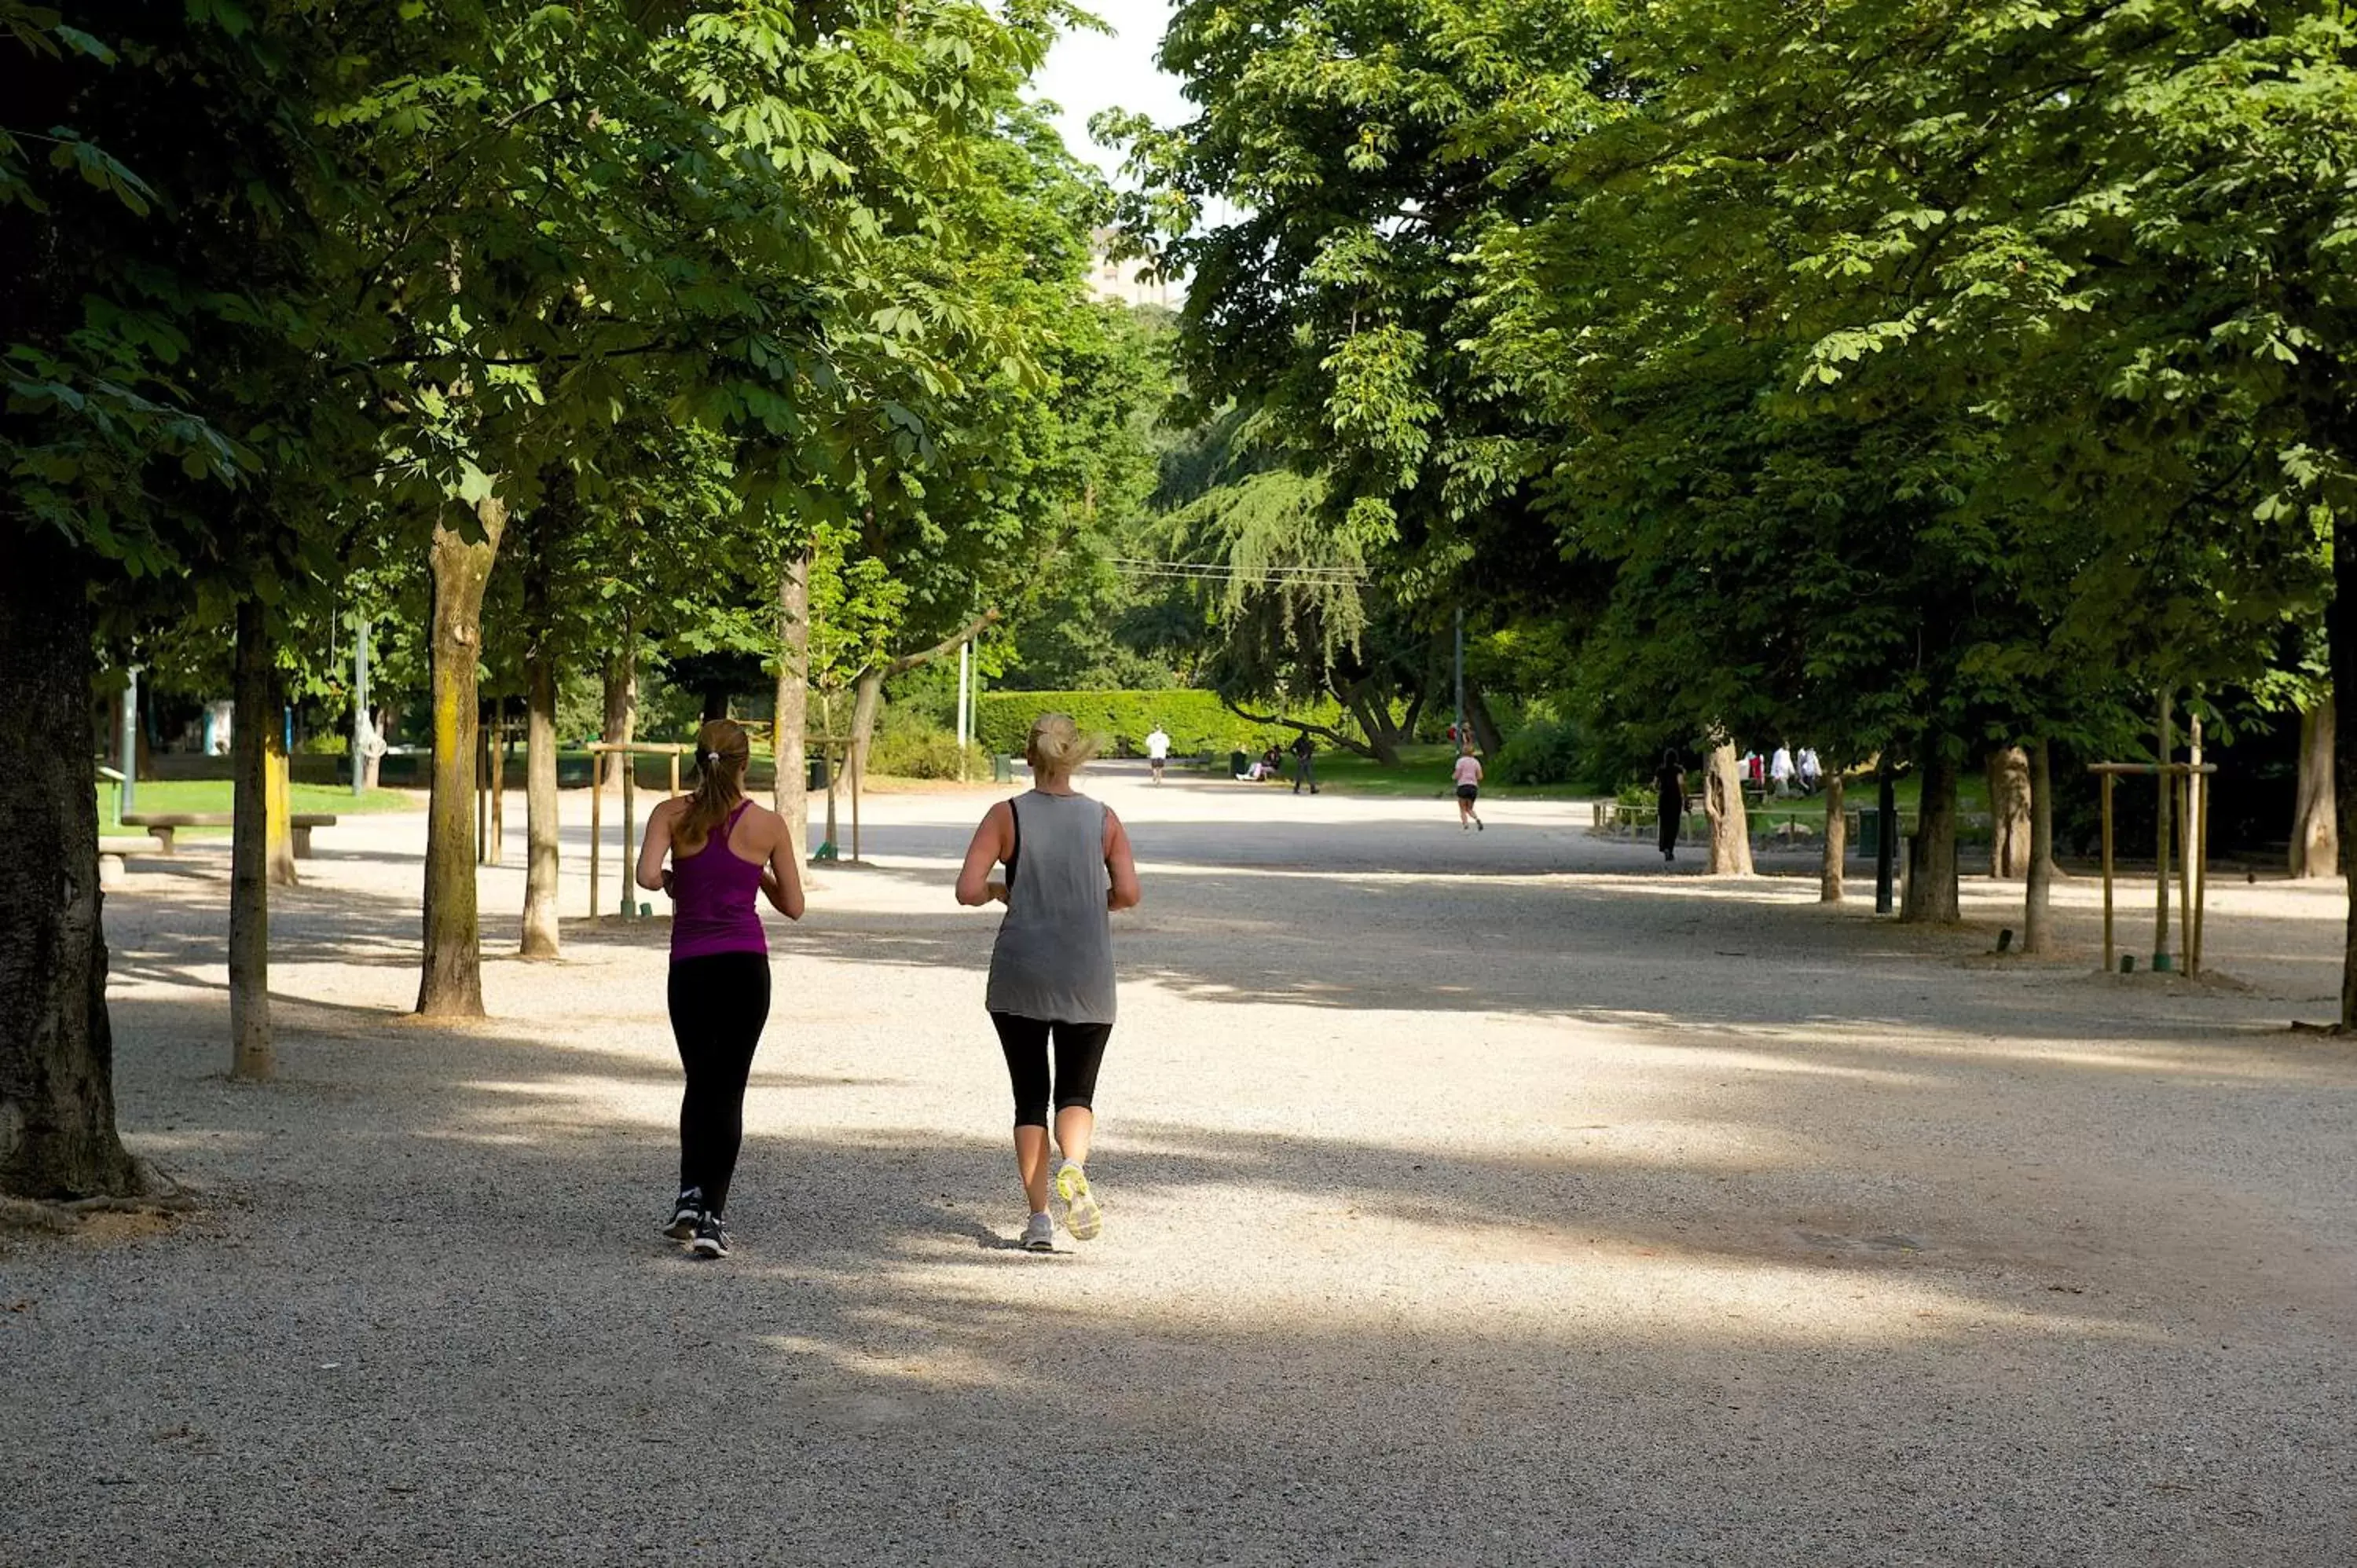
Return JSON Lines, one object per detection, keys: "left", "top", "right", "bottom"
{"left": 352, "top": 614, "right": 371, "bottom": 797}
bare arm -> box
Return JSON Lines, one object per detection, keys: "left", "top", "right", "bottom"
{"left": 1103, "top": 808, "right": 1141, "bottom": 910}
{"left": 760, "top": 810, "right": 805, "bottom": 921}
{"left": 955, "top": 801, "right": 1014, "bottom": 907}
{"left": 635, "top": 800, "right": 676, "bottom": 892}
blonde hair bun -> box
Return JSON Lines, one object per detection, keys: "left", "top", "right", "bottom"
{"left": 1025, "top": 712, "right": 1098, "bottom": 775}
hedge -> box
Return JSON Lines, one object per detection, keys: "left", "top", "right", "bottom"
{"left": 974, "top": 690, "right": 1347, "bottom": 758}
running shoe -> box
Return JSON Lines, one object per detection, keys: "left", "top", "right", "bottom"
{"left": 1020, "top": 1211, "right": 1056, "bottom": 1252}
{"left": 1475, "top": 818, "right": 1484, "bottom": 832}
{"left": 691, "top": 1212, "right": 731, "bottom": 1259}
{"left": 1054, "top": 1161, "right": 1103, "bottom": 1241}
{"left": 663, "top": 1186, "right": 704, "bottom": 1240}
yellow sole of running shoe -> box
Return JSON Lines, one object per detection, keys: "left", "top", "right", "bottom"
{"left": 1055, "top": 1163, "right": 1102, "bottom": 1240}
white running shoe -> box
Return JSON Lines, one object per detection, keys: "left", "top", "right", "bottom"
{"left": 1020, "top": 1211, "right": 1056, "bottom": 1252}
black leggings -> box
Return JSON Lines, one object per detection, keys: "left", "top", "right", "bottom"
{"left": 667, "top": 952, "right": 772, "bottom": 1215}
{"left": 990, "top": 1012, "right": 1110, "bottom": 1129}
{"left": 1658, "top": 799, "right": 1681, "bottom": 854}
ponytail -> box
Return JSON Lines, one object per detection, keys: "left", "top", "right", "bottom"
{"left": 676, "top": 719, "right": 752, "bottom": 855}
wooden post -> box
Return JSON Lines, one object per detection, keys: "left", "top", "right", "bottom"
{"left": 589, "top": 749, "right": 602, "bottom": 919}
{"left": 2101, "top": 771, "right": 2116, "bottom": 973}
{"left": 2187, "top": 712, "right": 2205, "bottom": 975}
{"left": 2154, "top": 693, "right": 2173, "bottom": 969}
{"left": 621, "top": 749, "right": 637, "bottom": 919}
{"left": 669, "top": 752, "right": 681, "bottom": 800}
{"left": 488, "top": 699, "right": 505, "bottom": 866}
{"left": 476, "top": 709, "right": 490, "bottom": 865}
{"left": 2176, "top": 775, "right": 2193, "bottom": 975}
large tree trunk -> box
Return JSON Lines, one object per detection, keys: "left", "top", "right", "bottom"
{"left": 0, "top": 533, "right": 141, "bottom": 1198}
{"left": 773, "top": 549, "right": 812, "bottom": 866}
{"left": 230, "top": 598, "right": 274, "bottom": 1080}
{"left": 2293, "top": 695, "right": 2337, "bottom": 879}
{"left": 1820, "top": 771, "right": 1846, "bottom": 902}
{"left": 418, "top": 500, "right": 504, "bottom": 1018}
{"left": 1902, "top": 740, "right": 1962, "bottom": 923}
{"left": 1340, "top": 682, "right": 1402, "bottom": 766}
{"left": 2025, "top": 738, "right": 2055, "bottom": 954}
{"left": 600, "top": 620, "right": 636, "bottom": 794}
{"left": 1703, "top": 742, "right": 1754, "bottom": 875}
{"left": 1987, "top": 745, "right": 2031, "bottom": 879}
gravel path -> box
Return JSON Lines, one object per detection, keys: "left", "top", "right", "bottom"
{"left": 6, "top": 764, "right": 2354, "bottom": 1565}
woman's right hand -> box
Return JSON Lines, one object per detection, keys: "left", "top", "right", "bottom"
{"left": 986, "top": 879, "right": 1008, "bottom": 905}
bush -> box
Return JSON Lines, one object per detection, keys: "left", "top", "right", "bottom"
{"left": 1493, "top": 719, "right": 1584, "bottom": 786}
{"left": 867, "top": 724, "right": 986, "bottom": 780}
{"left": 973, "top": 689, "right": 1346, "bottom": 758}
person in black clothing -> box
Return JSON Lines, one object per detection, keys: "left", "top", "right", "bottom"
{"left": 1655, "top": 749, "right": 1685, "bottom": 863}
{"left": 1290, "top": 731, "right": 1319, "bottom": 794}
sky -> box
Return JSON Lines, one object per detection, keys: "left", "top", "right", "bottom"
{"left": 1032, "top": 0, "right": 1191, "bottom": 182}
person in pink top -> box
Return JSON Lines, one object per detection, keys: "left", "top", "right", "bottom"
{"left": 636, "top": 720, "right": 805, "bottom": 1258}
{"left": 1453, "top": 742, "right": 1485, "bottom": 831}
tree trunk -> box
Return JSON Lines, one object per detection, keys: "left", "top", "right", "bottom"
{"left": 361, "top": 705, "right": 387, "bottom": 790}
{"left": 600, "top": 621, "right": 636, "bottom": 794}
{"left": 522, "top": 655, "right": 559, "bottom": 958}
{"left": 1820, "top": 771, "right": 1846, "bottom": 902}
{"left": 519, "top": 485, "right": 562, "bottom": 959}
{"left": 1463, "top": 676, "right": 1506, "bottom": 757}
{"left": 2025, "top": 738, "right": 2055, "bottom": 954}
{"left": 1703, "top": 743, "right": 1755, "bottom": 875}
{"left": 2293, "top": 695, "right": 2337, "bottom": 879}
{"left": 1987, "top": 745, "right": 2031, "bottom": 879}
{"left": 1902, "top": 740, "right": 1962, "bottom": 923}
{"left": 2335, "top": 504, "right": 2357, "bottom": 1025}
{"left": 0, "top": 531, "right": 141, "bottom": 1198}
{"left": 848, "top": 665, "right": 885, "bottom": 793}
{"left": 1341, "top": 683, "right": 1402, "bottom": 765}
{"left": 229, "top": 598, "right": 274, "bottom": 1080}
{"left": 773, "top": 549, "right": 812, "bottom": 866}
{"left": 418, "top": 500, "right": 504, "bottom": 1018}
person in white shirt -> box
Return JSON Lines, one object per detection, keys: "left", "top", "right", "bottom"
{"left": 1144, "top": 725, "right": 1171, "bottom": 785}
{"left": 1769, "top": 744, "right": 1796, "bottom": 798}
{"left": 1452, "top": 744, "right": 1485, "bottom": 831}
{"left": 1797, "top": 747, "right": 1821, "bottom": 794}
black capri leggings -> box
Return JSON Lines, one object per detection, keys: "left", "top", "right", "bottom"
{"left": 1658, "top": 799, "right": 1681, "bottom": 855}
{"left": 667, "top": 952, "right": 772, "bottom": 1215}
{"left": 990, "top": 1012, "right": 1110, "bottom": 1129}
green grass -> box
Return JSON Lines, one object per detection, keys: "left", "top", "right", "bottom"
{"left": 1184, "top": 743, "right": 1595, "bottom": 800}
{"left": 101, "top": 779, "right": 416, "bottom": 839}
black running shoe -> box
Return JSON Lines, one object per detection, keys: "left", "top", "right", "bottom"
{"left": 663, "top": 1187, "right": 704, "bottom": 1240}
{"left": 691, "top": 1212, "right": 731, "bottom": 1259}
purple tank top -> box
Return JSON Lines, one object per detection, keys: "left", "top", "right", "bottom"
{"left": 669, "top": 800, "right": 768, "bottom": 961}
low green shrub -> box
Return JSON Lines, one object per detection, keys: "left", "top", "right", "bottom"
{"left": 973, "top": 690, "right": 1345, "bottom": 758}
{"left": 868, "top": 724, "right": 986, "bottom": 780}
{"left": 1493, "top": 719, "right": 1584, "bottom": 786}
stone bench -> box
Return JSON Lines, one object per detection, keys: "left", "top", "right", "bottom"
{"left": 123, "top": 812, "right": 339, "bottom": 857}
{"left": 97, "top": 833, "right": 163, "bottom": 886}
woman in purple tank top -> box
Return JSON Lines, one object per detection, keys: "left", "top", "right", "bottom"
{"left": 636, "top": 720, "right": 804, "bottom": 1258}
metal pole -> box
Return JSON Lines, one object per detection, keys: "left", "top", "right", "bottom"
{"left": 1452, "top": 607, "right": 1465, "bottom": 743}
{"left": 1874, "top": 755, "right": 1897, "bottom": 914}
{"left": 118, "top": 668, "right": 138, "bottom": 822}
{"left": 2193, "top": 768, "right": 2211, "bottom": 975}
{"left": 352, "top": 616, "right": 369, "bottom": 798}
{"left": 2101, "top": 771, "right": 2116, "bottom": 971}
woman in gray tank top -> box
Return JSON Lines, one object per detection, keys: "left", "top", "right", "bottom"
{"left": 956, "top": 713, "right": 1142, "bottom": 1251}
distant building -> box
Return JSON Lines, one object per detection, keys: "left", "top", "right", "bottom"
{"left": 1087, "top": 229, "right": 1179, "bottom": 310}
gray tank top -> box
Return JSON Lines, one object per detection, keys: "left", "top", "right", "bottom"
{"left": 985, "top": 790, "right": 1116, "bottom": 1024}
